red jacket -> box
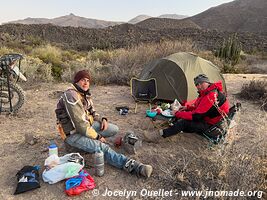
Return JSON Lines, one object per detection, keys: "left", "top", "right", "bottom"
{"left": 175, "top": 81, "right": 229, "bottom": 125}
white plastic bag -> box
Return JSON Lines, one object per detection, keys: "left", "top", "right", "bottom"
{"left": 42, "top": 153, "right": 84, "bottom": 184}
{"left": 44, "top": 154, "right": 60, "bottom": 169}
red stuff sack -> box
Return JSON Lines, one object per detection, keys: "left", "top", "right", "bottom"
{"left": 65, "top": 170, "right": 95, "bottom": 196}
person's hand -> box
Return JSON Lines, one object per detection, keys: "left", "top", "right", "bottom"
{"left": 101, "top": 119, "right": 108, "bottom": 131}
{"left": 178, "top": 106, "right": 187, "bottom": 111}
{"left": 99, "top": 136, "right": 107, "bottom": 143}
{"left": 171, "top": 109, "right": 178, "bottom": 115}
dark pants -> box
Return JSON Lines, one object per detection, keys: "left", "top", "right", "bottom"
{"left": 162, "top": 119, "right": 211, "bottom": 138}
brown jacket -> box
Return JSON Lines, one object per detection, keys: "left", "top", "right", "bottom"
{"left": 55, "top": 84, "right": 105, "bottom": 139}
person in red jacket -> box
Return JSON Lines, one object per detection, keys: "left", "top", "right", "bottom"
{"left": 159, "top": 74, "right": 230, "bottom": 138}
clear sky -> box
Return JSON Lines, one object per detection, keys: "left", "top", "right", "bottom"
{"left": 0, "top": 0, "right": 234, "bottom": 24}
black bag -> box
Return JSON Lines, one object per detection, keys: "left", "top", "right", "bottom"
{"left": 14, "top": 166, "right": 40, "bottom": 195}
{"left": 203, "top": 120, "right": 228, "bottom": 139}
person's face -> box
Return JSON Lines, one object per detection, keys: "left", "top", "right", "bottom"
{"left": 77, "top": 78, "right": 90, "bottom": 91}
{"left": 195, "top": 82, "right": 209, "bottom": 91}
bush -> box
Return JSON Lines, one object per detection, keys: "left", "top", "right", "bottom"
{"left": 31, "top": 44, "right": 63, "bottom": 79}
{"left": 0, "top": 47, "right": 15, "bottom": 56}
{"left": 61, "top": 49, "right": 84, "bottom": 62}
{"left": 239, "top": 80, "right": 267, "bottom": 111}
{"left": 107, "top": 39, "right": 196, "bottom": 85}
{"left": 87, "top": 49, "right": 116, "bottom": 65}
{"left": 21, "top": 57, "right": 53, "bottom": 82}
{"left": 61, "top": 59, "right": 103, "bottom": 84}
{"left": 25, "top": 35, "right": 44, "bottom": 46}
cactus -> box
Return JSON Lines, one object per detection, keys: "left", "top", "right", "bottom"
{"left": 215, "top": 33, "right": 242, "bottom": 66}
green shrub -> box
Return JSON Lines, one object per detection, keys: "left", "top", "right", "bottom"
{"left": 61, "top": 49, "right": 84, "bottom": 62}
{"left": 31, "top": 44, "right": 63, "bottom": 79}
{"left": 21, "top": 57, "right": 53, "bottom": 82}
{"left": 215, "top": 34, "right": 242, "bottom": 66}
{"left": 87, "top": 49, "right": 116, "bottom": 65}
{"left": 25, "top": 35, "right": 44, "bottom": 46}
{"left": 0, "top": 47, "right": 15, "bottom": 55}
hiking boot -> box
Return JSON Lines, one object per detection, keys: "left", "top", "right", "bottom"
{"left": 143, "top": 129, "right": 164, "bottom": 143}
{"left": 123, "top": 158, "right": 153, "bottom": 178}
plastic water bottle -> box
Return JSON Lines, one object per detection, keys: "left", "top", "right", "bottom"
{"left": 94, "top": 148, "right": 104, "bottom": 177}
{"left": 48, "top": 140, "right": 58, "bottom": 157}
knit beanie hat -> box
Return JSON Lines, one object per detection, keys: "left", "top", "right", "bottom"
{"left": 73, "top": 70, "right": 91, "bottom": 83}
{"left": 194, "top": 74, "right": 210, "bottom": 85}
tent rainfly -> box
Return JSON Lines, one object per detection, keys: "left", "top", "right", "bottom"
{"left": 139, "top": 52, "right": 226, "bottom": 102}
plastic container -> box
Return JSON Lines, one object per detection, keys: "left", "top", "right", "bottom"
{"left": 146, "top": 109, "right": 157, "bottom": 118}
{"left": 94, "top": 148, "right": 104, "bottom": 177}
{"left": 49, "top": 141, "right": 58, "bottom": 157}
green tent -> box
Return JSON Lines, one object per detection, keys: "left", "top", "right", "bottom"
{"left": 139, "top": 52, "right": 226, "bottom": 102}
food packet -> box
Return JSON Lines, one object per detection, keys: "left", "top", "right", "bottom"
{"left": 171, "top": 99, "right": 181, "bottom": 111}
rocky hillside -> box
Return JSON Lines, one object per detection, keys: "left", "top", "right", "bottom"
{"left": 136, "top": 18, "right": 200, "bottom": 30}
{"left": 189, "top": 0, "right": 267, "bottom": 33}
{"left": 0, "top": 23, "right": 266, "bottom": 52}
{"left": 7, "top": 13, "right": 122, "bottom": 29}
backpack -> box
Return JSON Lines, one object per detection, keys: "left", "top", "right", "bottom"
{"left": 203, "top": 103, "right": 241, "bottom": 144}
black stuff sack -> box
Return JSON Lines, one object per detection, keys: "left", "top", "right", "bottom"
{"left": 14, "top": 165, "right": 40, "bottom": 195}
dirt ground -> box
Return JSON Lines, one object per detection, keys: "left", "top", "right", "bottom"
{"left": 0, "top": 74, "right": 266, "bottom": 200}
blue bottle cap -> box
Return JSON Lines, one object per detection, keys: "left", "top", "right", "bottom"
{"left": 49, "top": 144, "right": 57, "bottom": 148}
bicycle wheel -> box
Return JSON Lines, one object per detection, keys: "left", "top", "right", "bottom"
{"left": 0, "top": 80, "right": 25, "bottom": 113}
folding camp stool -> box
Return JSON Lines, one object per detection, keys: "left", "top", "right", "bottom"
{"left": 130, "top": 78, "right": 157, "bottom": 113}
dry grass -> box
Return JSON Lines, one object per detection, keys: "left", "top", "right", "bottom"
{"left": 239, "top": 80, "right": 267, "bottom": 111}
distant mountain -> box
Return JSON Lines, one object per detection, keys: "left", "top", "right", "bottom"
{"left": 7, "top": 13, "right": 122, "bottom": 29}
{"left": 128, "top": 15, "right": 152, "bottom": 24}
{"left": 136, "top": 18, "right": 200, "bottom": 30}
{"left": 189, "top": 0, "right": 267, "bottom": 32}
{"left": 128, "top": 14, "right": 188, "bottom": 24}
{"left": 11, "top": 17, "right": 50, "bottom": 24}
{"left": 158, "top": 14, "right": 188, "bottom": 19}
{"left": 8, "top": 13, "right": 189, "bottom": 28}
{"left": 5, "top": 0, "right": 267, "bottom": 33}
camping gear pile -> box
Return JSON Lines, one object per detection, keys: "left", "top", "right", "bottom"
{"left": 146, "top": 100, "right": 179, "bottom": 119}
{"left": 42, "top": 152, "right": 95, "bottom": 196}
{"left": 14, "top": 152, "right": 96, "bottom": 196}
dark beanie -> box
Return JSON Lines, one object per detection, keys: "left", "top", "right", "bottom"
{"left": 194, "top": 74, "right": 210, "bottom": 85}
{"left": 73, "top": 70, "right": 91, "bottom": 83}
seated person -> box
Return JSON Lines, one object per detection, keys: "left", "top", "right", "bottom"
{"left": 55, "top": 70, "right": 152, "bottom": 178}
{"left": 145, "top": 74, "right": 230, "bottom": 141}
